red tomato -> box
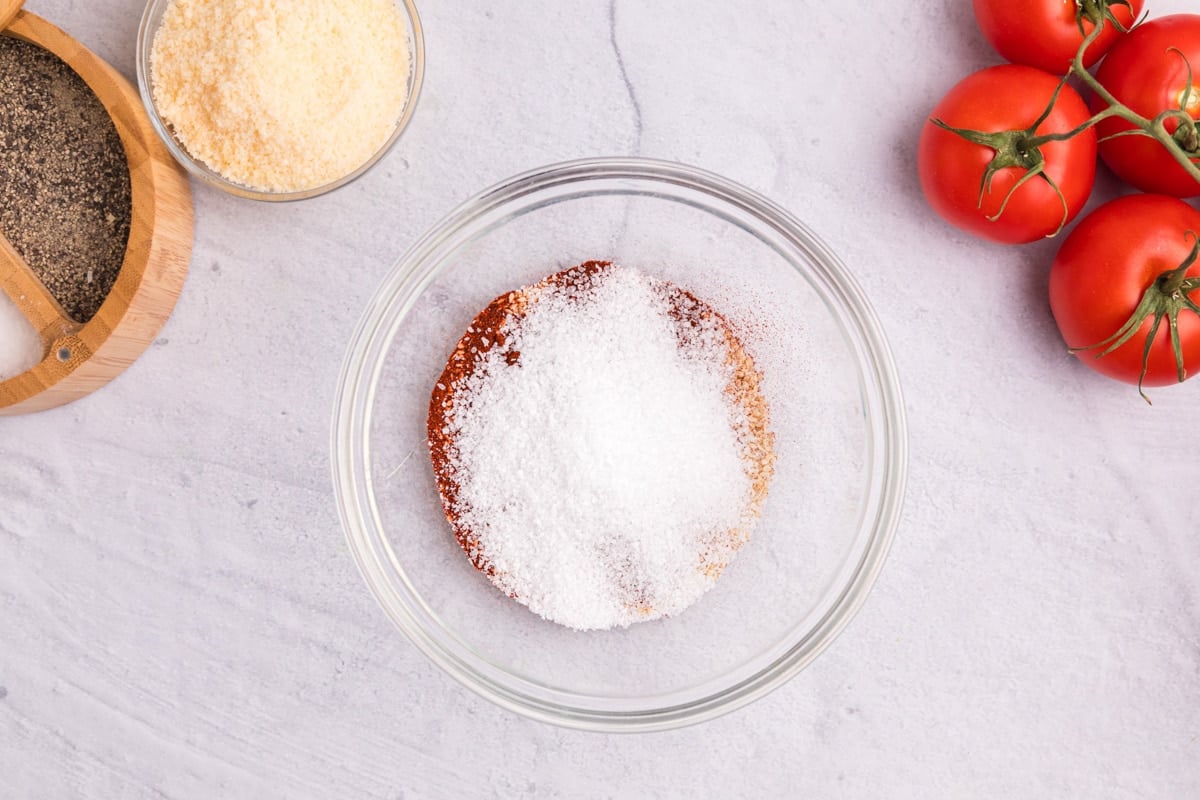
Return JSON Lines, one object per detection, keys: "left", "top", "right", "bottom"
{"left": 1092, "top": 14, "right": 1200, "bottom": 198}
{"left": 974, "top": 0, "right": 1143, "bottom": 74}
{"left": 918, "top": 65, "right": 1097, "bottom": 244}
{"left": 1049, "top": 194, "right": 1200, "bottom": 392}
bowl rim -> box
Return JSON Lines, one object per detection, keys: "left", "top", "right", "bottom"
{"left": 331, "top": 156, "right": 908, "bottom": 732}
{"left": 134, "top": 0, "right": 425, "bottom": 202}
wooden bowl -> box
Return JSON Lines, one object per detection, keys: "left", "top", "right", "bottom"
{"left": 0, "top": 2, "right": 192, "bottom": 416}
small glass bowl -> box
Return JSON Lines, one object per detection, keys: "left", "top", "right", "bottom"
{"left": 332, "top": 158, "right": 908, "bottom": 731}
{"left": 135, "top": 0, "right": 424, "bottom": 202}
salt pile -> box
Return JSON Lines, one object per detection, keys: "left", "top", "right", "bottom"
{"left": 0, "top": 292, "right": 40, "bottom": 381}
{"left": 429, "top": 263, "right": 775, "bottom": 630}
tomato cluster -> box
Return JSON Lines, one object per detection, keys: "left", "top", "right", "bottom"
{"left": 918, "top": 2, "right": 1200, "bottom": 400}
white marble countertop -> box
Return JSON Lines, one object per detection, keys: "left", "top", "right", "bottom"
{"left": 3, "top": 0, "right": 1199, "bottom": 797}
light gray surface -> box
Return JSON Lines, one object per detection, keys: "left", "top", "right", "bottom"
{"left": 3, "top": 1, "right": 1198, "bottom": 797}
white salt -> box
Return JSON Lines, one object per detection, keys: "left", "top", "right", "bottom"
{"left": 444, "top": 266, "right": 759, "bottom": 631}
{"left": 0, "top": 292, "right": 41, "bottom": 381}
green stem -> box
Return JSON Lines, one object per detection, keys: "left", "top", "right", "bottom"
{"left": 1027, "top": 105, "right": 1121, "bottom": 145}
{"left": 1069, "top": 18, "right": 1200, "bottom": 185}
{"left": 1160, "top": 233, "right": 1200, "bottom": 293}
{"left": 929, "top": 3, "right": 1200, "bottom": 238}
{"left": 1071, "top": 234, "right": 1200, "bottom": 403}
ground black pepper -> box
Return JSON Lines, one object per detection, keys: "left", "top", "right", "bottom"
{"left": 0, "top": 34, "right": 132, "bottom": 323}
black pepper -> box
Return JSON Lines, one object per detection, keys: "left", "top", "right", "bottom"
{"left": 0, "top": 34, "right": 132, "bottom": 324}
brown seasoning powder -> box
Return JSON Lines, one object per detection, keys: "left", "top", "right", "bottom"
{"left": 0, "top": 35, "right": 132, "bottom": 323}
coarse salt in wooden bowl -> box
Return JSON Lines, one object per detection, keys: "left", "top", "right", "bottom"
{"left": 0, "top": 1, "right": 192, "bottom": 416}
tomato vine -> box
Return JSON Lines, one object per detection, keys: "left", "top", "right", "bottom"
{"left": 936, "top": 2, "right": 1200, "bottom": 238}
{"left": 1070, "top": 13, "right": 1200, "bottom": 183}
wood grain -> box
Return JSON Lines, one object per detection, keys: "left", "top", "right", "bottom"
{"left": 0, "top": 10, "right": 192, "bottom": 415}
{"left": 0, "top": 0, "right": 21, "bottom": 31}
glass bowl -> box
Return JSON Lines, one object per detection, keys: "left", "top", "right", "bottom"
{"left": 135, "top": 0, "right": 424, "bottom": 202}
{"left": 331, "top": 157, "right": 908, "bottom": 731}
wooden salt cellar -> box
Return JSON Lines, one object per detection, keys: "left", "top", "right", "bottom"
{"left": 0, "top": 0, "right": 192, "bottom": 415}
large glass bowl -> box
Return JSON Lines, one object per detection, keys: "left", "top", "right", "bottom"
{"left": 332, "top": 158, "right": 907, "bottom": 731}
{"left": 135, "top": 0, "right": 424, "bottom": 202}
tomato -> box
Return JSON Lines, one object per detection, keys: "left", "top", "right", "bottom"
{"left": 1092, "top": 14, "right": 1200, "bottom": 198}
{"left": 918, "top": 65, "right": 1097, "bottom": 244}
{"left": 973, "top": 0, "right": 1143, "bottom": 74}
{"left": 1049, "top": 194, "right": 1200, "bottom": 393}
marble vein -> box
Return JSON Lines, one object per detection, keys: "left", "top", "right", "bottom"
{"left": 608, "top": 0, "right": 643, "bottom": 154}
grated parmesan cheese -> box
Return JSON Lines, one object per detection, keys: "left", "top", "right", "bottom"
{"left": 150, "top": 0, "right": 412, "bottom": 193}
